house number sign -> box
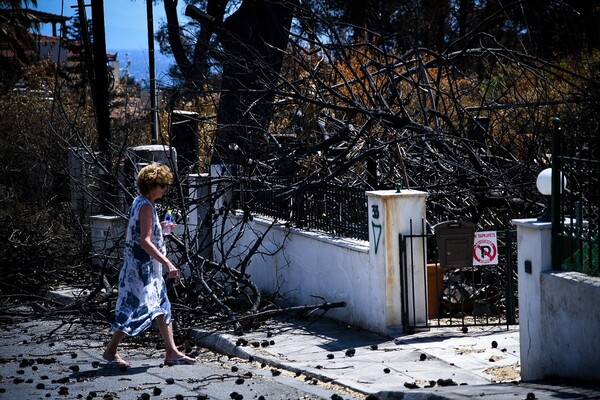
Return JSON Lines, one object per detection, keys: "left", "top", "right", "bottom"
{"left": 371, "top": 204, "right": 382, "bottom": 254}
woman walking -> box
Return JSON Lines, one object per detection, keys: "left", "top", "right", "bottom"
{"left": 102, "top": 163, "right": 195, "bottom": 367}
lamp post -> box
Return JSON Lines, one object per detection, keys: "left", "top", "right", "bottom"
{"left": 536, "top": 168, "right": 566, "bottom": 222}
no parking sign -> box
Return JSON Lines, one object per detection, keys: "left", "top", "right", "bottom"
{"left": 473, "top": 231, "right": 498, "bottom": 265}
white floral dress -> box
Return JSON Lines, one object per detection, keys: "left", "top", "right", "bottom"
{"left": 111, "top": 196, "right": 172, "bottom": 336}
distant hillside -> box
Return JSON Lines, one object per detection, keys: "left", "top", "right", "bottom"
{"left": 113, "top": 48, "right": 174, "bottom": 87}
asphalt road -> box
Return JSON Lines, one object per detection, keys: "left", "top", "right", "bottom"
{"left": 0, "top": 316, "right": 360, "bottom": 400}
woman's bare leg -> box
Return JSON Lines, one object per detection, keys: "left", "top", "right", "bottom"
{"left": 103, "top": 330, "right": 127, "bottom": 362}
{"left": 156, "top": 315, "right": 195, "bottom": 363}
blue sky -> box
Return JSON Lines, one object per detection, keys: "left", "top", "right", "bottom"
{"left": 33, "top": 0, "right": 184, "bottom": 52}
{"left": 33, "top": 0, "right": 186, "bottom": 81}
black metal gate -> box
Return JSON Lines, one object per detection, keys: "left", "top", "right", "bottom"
{"left": 399, "top": 219, "right": 518, "bottom": 332}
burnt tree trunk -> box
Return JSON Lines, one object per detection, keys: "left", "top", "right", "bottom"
{"left": 211, "top": 0, "right": 295, "bottom": 165}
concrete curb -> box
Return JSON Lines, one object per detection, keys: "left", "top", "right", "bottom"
{"left": 190, "top": 328, "right": 358, "bottom": 391}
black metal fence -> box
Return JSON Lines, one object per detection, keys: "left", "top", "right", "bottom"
{"left": 234, "top": 179, "right": 369, "bottom": 240}
{"left": 552, "top": 118, "right": 600, "bottom": 276}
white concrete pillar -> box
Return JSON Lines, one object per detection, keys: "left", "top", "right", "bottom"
{"left": 210, "top": 164, "right": 237, "bottom": 212}
{"left": 512, "top": 218, "right": 552, "bottom": 381}
{"left": 187, "top": 173, "right": 210, "bottom": 237}
{"left": 188, "top": 173, "right": 212, "bottom": 259}
{"left": 210, "top": 164, "right": 239, "bottom": 264}
{"left": 366, "top": 189, "right": 428, "bottom": 333}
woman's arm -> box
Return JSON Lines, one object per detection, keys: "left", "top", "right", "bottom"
{"left": 139, "top": 203, "right": 179, "bottom": 279}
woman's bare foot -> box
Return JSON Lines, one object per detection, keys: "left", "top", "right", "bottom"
{"left": 102, "top": 352, "right": 131, "bottom": 367}
{"left": 164, "top": 353, "right": 196, "bottom": 365}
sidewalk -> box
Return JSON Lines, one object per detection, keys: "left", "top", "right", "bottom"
{"left": 191, "top": 317, "right": 600, "bottom": 400}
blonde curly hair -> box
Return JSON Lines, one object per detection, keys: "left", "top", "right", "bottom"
{"left": 137, "top": 163, "right": 173, "bottom": 195}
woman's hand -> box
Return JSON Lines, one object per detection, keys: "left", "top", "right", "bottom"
{"left": 160, "top": 220, "right": 177, "bottom": 233}
{"left": 166, "top": 263, "right": 179, "bottom": 280}
{"left": 138, "top": 204, "right": 179, "bottom": 276}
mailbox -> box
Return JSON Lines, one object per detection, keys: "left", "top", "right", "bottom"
{"left": 434, "top": 221, "right": 476, "bottom": 268}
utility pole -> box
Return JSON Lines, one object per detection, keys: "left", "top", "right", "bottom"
{"left": 90, "top": 0, "right": 111, "bottom": 156}
{"left": 78, "top": 0, "right": 114, "bottom": 213}
{"left": 146, "top": 0, "right": 159, "bottom": 144}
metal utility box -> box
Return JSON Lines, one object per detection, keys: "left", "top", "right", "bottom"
{"left": 90, "top": 214, "right": 127, "bottom": 268}
{"left": 434, "top": 221, "right": 476, "bottom": 268}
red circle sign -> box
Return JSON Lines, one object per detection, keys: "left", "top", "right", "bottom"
{"left": 473, "top": 239, "right": 497, "bottom": 264}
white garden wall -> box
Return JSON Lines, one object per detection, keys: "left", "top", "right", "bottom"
{"left": 514, "top": 219, "right": 600, "bottom": 382}
{"left": 213, "top": 187, "right": 429, "bottom": 336}
{"left": 216, "top": 216, "right": 383, "bottom": 332}
{"left": 540, "top": 271, "right": 600, "bottom": 382}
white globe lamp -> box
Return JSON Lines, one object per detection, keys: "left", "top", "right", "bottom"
{"left": 536, "top": 168, "right": 567, "bottom": 222}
